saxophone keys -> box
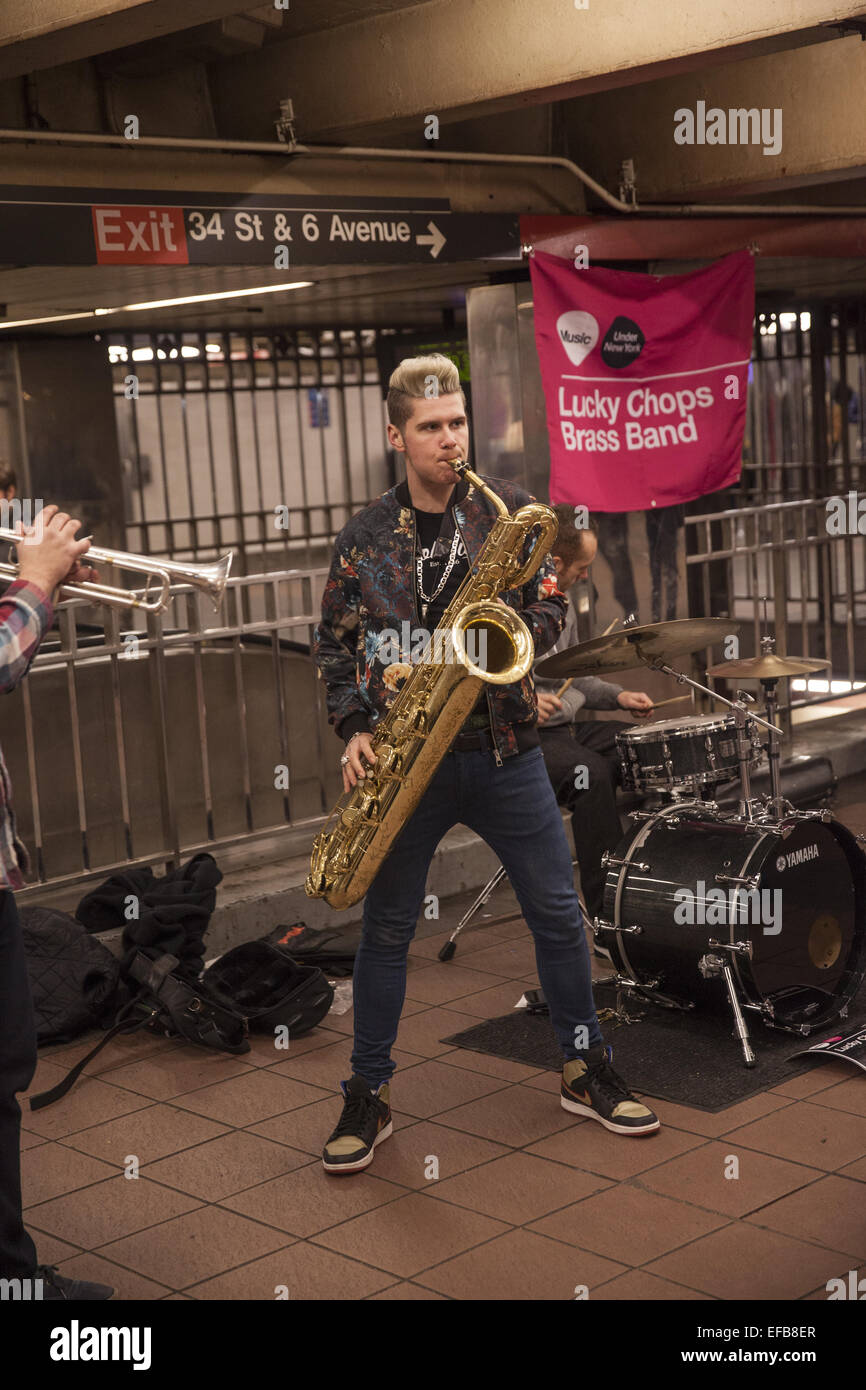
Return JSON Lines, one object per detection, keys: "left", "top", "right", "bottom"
{"left": 377, "top": 744, "right": 403, "bottom": 777}
{"left": 340, "top": 796, "right": 380, "bottom": 827}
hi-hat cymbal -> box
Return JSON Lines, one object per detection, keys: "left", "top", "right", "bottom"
{"left": 535, "top": 617, "right": 739, "bottom": 678}
{"left": 706, "top": 654, "right": 830, "bottom": 679}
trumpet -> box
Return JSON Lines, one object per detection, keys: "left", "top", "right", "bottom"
{"left": 0, "top": 527, "right": 232, "bottom": 614}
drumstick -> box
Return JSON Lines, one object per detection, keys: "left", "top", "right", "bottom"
{"left": 555, "top": 616, "right": 620, "bottom": 698}
{"left": 647, "top": 695, "right": 692, "bottom": 710}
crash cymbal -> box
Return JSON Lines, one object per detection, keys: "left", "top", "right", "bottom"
{"left": 706, "top": 654, "right": 831, "bottom": 679}
{"left": 535, "top": 617, "right": 739, "bottom": 678}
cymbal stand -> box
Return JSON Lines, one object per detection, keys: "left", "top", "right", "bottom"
{"left": 732, "top": 691, "right": 758, "bottom": 821}
{"left": 755, "top": 598, "right": 786, "bottom": 820}
{"left": 761, "top": 675, "right": 785, "bottom": 819}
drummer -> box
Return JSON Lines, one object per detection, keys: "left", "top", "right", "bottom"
{"left": 533, "top": 507, "right": 654, "bottom": 933}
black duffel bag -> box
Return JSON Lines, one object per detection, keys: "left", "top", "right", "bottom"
{"left": 29, "top": 949, "right": 250, "bottom": 1111}
{"left": 20, "top": 906, "right": 123, "bottom": 1045}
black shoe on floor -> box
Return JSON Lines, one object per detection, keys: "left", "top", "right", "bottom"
{"left": 322, "top": 1075, "right": 392, "bottom": 1173}
{"left": 36, "top": 1265, "right": 114, "bottom": 1300}
{"left": 562, "top": 1045, "right": 660, "bottom": 1135}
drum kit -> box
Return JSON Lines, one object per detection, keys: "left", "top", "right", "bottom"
{"left": 536, "top": 615, "right": 866, "bottom": 1067}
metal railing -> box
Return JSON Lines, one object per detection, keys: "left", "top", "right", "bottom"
{"left": 685, "top": 495, "right": 866, "bottom": 732}
{"left": 111, "top": 328, "right": 394, "bottom": 574}
{"left": 5, "top": 568, "right": 345, "bottom": 899}
{"left": 741, "top": 300, "right": 866, "bottom": 505}
{"left": 6, "top": 487, "right": 864, "bottom": 899}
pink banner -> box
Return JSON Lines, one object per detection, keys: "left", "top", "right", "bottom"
{"left": 528, "top": 248, "right": 755, "bottom": 511}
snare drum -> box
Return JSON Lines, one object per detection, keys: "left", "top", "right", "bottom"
{"left": 617, "top": 714, "right": 763, "bottom": 794}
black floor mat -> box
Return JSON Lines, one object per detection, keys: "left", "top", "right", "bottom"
{"left": 441, "top": 981, "right": 866, "bottom": 1111}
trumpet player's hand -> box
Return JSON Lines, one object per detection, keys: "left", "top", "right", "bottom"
{"left": 67, "top": 559, "right": 101, "bottom": 585}
{"left": 536, "top": 691, "right": 563, "bottom": 724}
{"left": 15, "top": 505, "right": 95, "bottom": 597}
{"left": 341, "top": 731, "right": 377, "bottom": 794}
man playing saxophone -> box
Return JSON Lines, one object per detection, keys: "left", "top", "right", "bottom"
{"left": 313, "top": 354, "right": 659, "bottom": 1173}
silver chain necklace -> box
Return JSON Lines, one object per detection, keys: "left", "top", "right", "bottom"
{"left": 416, "top": 525, "right": 462, "bottom": 622}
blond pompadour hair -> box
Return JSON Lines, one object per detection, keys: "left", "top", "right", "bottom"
{"left": 386, "top": 353, "right": 465, "bottom": 434}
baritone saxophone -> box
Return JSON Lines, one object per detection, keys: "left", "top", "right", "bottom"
{"left": 305, "top": 461, "right": 558, "bottom": 910}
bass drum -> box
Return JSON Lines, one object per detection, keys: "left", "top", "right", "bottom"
{"left": 602, "top": 804, "right": 866, "bottom": 1033}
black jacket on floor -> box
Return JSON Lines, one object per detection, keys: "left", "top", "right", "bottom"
{"left": 75, "top": 852, "right": 222, "bottom": 982}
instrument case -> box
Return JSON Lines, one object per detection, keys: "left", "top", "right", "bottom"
{"left": 712, "top": 754, "right": 837, "bottom": 812}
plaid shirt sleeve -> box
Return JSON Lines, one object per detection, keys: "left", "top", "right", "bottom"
{"left": 0, "top": 578, "right": 54, "bottom": 887}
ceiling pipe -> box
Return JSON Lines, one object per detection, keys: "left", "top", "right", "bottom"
{"left": 0, "top": 126, "right": 864, "bottom": 217}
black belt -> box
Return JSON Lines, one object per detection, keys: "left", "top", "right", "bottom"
{"left": 449, "top": 723, "right": 540, "bottom": 754}
{"left": 450, "top": 727, "right": 495, "bottom": 752}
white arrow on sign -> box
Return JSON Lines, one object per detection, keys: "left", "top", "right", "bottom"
{"left": 416, "top": 220, "right": 446, "bottom": 259}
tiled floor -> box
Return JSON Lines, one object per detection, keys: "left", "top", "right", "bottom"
{"left": 18, "top": 783, "right": 866, "bottom": 1301}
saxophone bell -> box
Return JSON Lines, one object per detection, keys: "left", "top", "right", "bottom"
{"left": 450, "top": 601, "right": 535, "bottom": 686}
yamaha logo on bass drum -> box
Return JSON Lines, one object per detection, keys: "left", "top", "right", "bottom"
{"left": 775, "top": 842, "right": 820, "bottom": 873}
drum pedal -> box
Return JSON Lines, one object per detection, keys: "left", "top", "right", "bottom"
{"left": 602, "top": 971, "right": 690, "bottom": 1017}
{"left": 594, "top": 975, "right": 647, "bottom": 1026}
{"left": 595, "top": 1003, "right": 644, "bottom": 1027}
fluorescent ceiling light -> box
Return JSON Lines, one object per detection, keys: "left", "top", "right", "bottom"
{"left": 0, "top": 280, "right": 315, "bottom": 331}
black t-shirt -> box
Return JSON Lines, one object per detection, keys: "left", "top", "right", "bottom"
{"left": 414, "top": 506, "right": 488, "bottom": 724}
{"left": 414, "top": 506, "right": 469, "bottom": 628}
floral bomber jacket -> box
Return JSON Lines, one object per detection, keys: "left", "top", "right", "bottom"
{"left": 312, "top": 472, "right": 568, "bottom": 763}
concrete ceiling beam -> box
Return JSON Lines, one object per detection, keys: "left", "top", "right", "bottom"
{"left": 0, "top": 1, "right": 264, "bottom": 81}
{"left": 566, "top": 37, "right": 866, "bottom": 200}
{"left": 208, "top": 0, "right": 866, "bottom": 141}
